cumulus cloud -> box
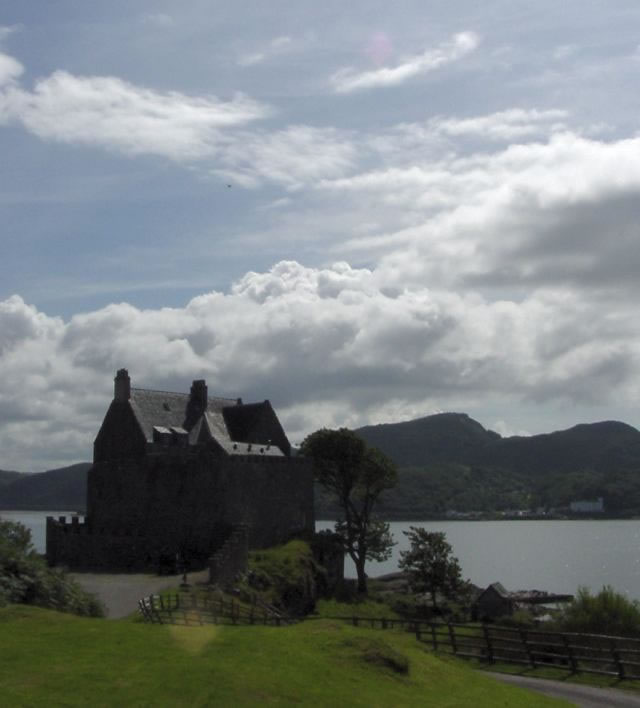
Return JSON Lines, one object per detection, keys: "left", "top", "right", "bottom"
{"left": 0, "top": 66, "right": 271, "bottom": 160}
{"left": 3, "top": 259, "right": 640, "bottom": 469}
{"left": 331, "top": 31, "right": 480, "bottom": 93}
{"left": 313, "top": 128, "right": 640, "bottom": 297}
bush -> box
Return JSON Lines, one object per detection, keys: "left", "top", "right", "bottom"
{"left": 242, "top": 540, "right": 319, "bottom": 615}
{"left": 553, "top": 586, "right": 640, "bottom": 636}
{"left": 0, "top": 520, "right": 104, "bottom": 617}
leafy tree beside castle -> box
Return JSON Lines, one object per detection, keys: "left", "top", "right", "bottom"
{"left": 301, "top": 428, "right": 397, "bottom": 594}
{"left": 399, "top": 528, "right": 465, "bottom": 609}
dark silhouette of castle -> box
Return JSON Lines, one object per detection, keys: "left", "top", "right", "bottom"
{"left": 47, "top": 369, "right": 314, "bottom": 570}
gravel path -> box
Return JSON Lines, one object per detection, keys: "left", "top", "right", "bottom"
{"left": 486, "top": 671, "right": 640, "bottom": 707}
{"left": 70, "top": 569, "right": 209, "bottom": 618}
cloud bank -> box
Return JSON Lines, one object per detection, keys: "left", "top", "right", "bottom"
{"left": 2, "top": 253, "right": 640, "bottom": 470}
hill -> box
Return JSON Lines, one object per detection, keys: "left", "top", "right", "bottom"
{"left": 356, "top": 412, "right": 500, "bottom": 466}
{"left": 350, "top": 415, "right": 640, "bottom": 517}
{"left": 5, "top": 415, "right": 640, "bottom": 517}
{"left": 0, "top": 463, "right": 90, "bottom": 511}
{"left": 0, "top": 605, "right": 563, "bottom": 707}
{"left": 0, "top": 469, "right": 22, "bottom": 487}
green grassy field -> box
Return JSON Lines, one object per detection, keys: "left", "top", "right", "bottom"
{"left": 0, "top": 605, "right": 568, "bottom": 707}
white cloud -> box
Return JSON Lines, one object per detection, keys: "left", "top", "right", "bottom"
{"left": 0, "top": 67, "right": 271, "bottom": 160}
{"left": 553, "top": 44, "right": 578, "bottom": 61}
{"left": 215, "top": 125, "right": 357, "bottom": 189}
{"left": 430, "top": 109, "right": 568, "bottom": 140}
{"left": 330, "top": 31, "right": 480, "bottom": 93}
{"left": 0, "top": 52, "right": 23, "bottom": 88}
{"left": 0, "top": 25, "right": 20, "bottom": 43}
{"left": 238, "top": 35, "right": 293, "bottom": 66}
{"left": 3, "top": 257, "right": 640, "bottom": 469}
{"left": 310, "top": 126, "right": 640, "bottom": 297}
{"left": 141, "top": 13, "right": 174, "bottom": 28}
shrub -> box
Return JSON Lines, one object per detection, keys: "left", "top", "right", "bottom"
{"left": 553, "top": 586, "right": 640, "bottom": 636}
{"left": 0, "top": 520, "right": 104, "bottom": 617}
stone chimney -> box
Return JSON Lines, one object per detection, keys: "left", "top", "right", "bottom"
{"left": 190, "top": 379, "right": 208, "bottom": 411}
{"left": 114, "top": 369, "right": 131, "bottom": 401}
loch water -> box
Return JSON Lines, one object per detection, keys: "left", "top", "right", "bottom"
{"left": 317, "top": 519, "right": 640, "bottom": 598}
{"left": 0, "top": 510, "right": 81, "bottom": 555}
{"left": 5, "top": 510, "right": 640, "bottom": 599}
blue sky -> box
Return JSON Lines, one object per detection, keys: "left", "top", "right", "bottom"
{"left": 2, "top": 2, "right": 640, "bottom": 469}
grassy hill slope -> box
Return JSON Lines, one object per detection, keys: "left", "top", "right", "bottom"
{"left": 0, "top": 605, "right": 565, "bottom": 707}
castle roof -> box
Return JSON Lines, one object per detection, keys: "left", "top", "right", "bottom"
{"left": 129, "top": 388, "right": 235, "bottom": 441}
{"left": 106, "top": 370, "right": 290, "bottom": 457}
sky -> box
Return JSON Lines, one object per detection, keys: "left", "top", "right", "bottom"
{"left": 2, "top": 1, "right": 640, "bottom": 470}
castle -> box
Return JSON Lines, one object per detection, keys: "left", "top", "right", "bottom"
{"left": 46, "top": 369, "right": 314, "bottom": 571}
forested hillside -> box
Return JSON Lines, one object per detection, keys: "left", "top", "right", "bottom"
{"left": 317, "top": 414, "right": 640, "bottom": 517}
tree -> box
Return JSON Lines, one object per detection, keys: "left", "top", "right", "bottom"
{"left": 300, "top": 428, "right": 397, "bottom": 594}
{"left": 399, "top": 527, "right": 463, "bottom": 609}
{"left": 554, "top": 586, "right": 640, "bottom": 636}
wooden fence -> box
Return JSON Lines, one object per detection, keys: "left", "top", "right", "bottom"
{"left": 137, "top": 599, "right": 640, "bottom": 681}
{"left": 413, "top": 621, "right": 640, "bottom": 680}
{"left": 138, "top": 592, "right": 293, "bottom": 627}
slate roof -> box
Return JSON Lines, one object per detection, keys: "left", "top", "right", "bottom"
{"left": 129, "top": 387, "right": 287, "bottom": 456}
{"left": 487, "top": 582, "right": 509, "bottom": 598}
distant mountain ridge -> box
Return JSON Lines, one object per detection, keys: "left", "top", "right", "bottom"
{"left": 355, "top": 413, "right": 500, "bottom": 466}
{"left": 356, "top": 413, "right": 640, "bottom": 473}
{"left": 4, "top": 414, "right": 640, "bottom": 516}
{"left": 353, "top": 414, "right": 640, "bottom": 516}
{"left": 0, "top": 463, "right": 90, "bottom": 511}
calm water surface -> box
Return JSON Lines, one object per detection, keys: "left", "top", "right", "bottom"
{"left": 318, "top": 519, "right": 640, "bottom": 598}
{"left": 5, "top": 511, "right": 640, "bottom": 598}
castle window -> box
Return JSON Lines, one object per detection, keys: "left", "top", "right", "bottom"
{"left": 153, "top": 426, "right": 171, "bottom": 445}
{"left": 163, "top": 402, "right": 171, "bottom": 411}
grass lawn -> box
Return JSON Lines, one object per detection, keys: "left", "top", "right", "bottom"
{"left": 0, "top": 605, "right": 568, "bottom": 707}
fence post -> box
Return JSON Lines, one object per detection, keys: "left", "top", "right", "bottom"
{"left": 562, "top": 634, "right": 576, "bottom": 674}
{"left": 483, "top": 625, "right": 494, "bottom": 663}
{"left": 521, "top": 629, "right": 536, "bottom": 669}
{"left": 431, "top": 624, "right": 438, "bottom": 651}
{"left": 611, "top": 639, "right": 625, "bottom": 679}
{"left": 448, "top": 624, "right": 457, "bottom": 655}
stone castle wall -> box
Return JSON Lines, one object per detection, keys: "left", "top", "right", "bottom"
{"left": 48, "top": 452, "right": 313, "bottom": 570}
